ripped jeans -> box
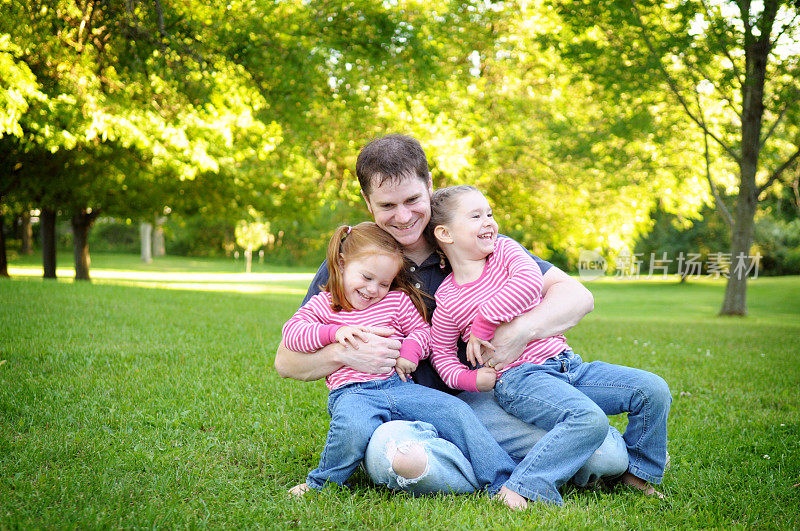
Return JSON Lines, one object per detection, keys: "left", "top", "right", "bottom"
{"left": 364, "top": 388, "right": 630, "bottom": 495}
{"left": 306, "top": 374, "right": 515, "bottom": 495}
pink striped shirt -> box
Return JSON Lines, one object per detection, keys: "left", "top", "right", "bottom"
{"left": 282, "top": 290, "right": 431, "bottom": 391}
{"left": 431, "top": 237, "right": 569, "bottom": 392}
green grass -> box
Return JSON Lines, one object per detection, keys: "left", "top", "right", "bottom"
{"left": 7, "top": 250, "right": 316, "bottom": 274}
{"left": 1, "top": 255, "right": 799, "bottom": 528}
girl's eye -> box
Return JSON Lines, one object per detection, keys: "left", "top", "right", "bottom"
{"left": 488, "top": 212, "right": 493, "bottom": 217}
{"left": 363, "top": 275, "right": 372, "bottom": 281}
{"left": 380, "top": 283, "right": 389, "bottom": 288}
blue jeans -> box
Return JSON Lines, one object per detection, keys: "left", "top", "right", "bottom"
{"left": 306, "top": 374, "right": 515, "bottom": 496}
{"left": 364, "top": 391, "right": 629, "bottom": 496}
{"left": 494, "top": 350, "right": 671, "bottom": 504}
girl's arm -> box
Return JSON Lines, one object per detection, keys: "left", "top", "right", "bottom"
{"left": 275, "top": 338, "right": 401, "bottom": 381}
{"left": 394, "top": 293, "right": 431, "bottom": 366}
{"left": 281, "top": 294, "right": 341, "bottom": 353}
{"left": 487, "top": 267, "right": 592, "bottom": 370}
{"left": 470, "top": 238, "right": 542, "bottom": 342}
{"left": 430, "top": 304, "right": 481, "bottom": 392}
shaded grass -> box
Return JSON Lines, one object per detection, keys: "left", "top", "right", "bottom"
{"left": 1, "top": 264, "right": 799, "bottom": 528}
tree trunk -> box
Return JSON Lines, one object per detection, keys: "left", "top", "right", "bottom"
{"left": 153, "top": 216, "right": 166, "bottom": 257}
{"left": 41, "top": 208, "right": 57, "bottom": 279}
{"left": 72, "top": 209, "right": 97, "bottom": 281}
{"left": 0, "top": 213, "right": 8, "bottom": 278}
{"left": 719, "top": 10, "right": 771, "bottom": 316}
{"left": 20, "top": 210, "right": 33, "bottom": 255}
{"left": 140, "top": 221, "right": 153, "bottom": 263}
{"left": 720, "top": 191, "right": 757, "bottom": 315}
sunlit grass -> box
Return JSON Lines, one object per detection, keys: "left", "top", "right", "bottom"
{"left": 7, "top": 253, "right": 316, "bottom": 294}
{"left": 1, "top": 255, "right": 798, "bottom": 528}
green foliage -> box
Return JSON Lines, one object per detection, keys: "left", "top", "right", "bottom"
{"left": 2, "top": 0, "right": 797, "bottom": 281}
{"left": 0, "top": 34, "right": 43, "bottom": 138}
{"left": 88, "top": 219, "right": 140, "bottom": 254}
{"left": 636, "top": 184, "right": 800, "bottom": 277}
{"left": 164, "top": 213, "right": 235, "bottom": 258}
{"left": 755, "top": 217, "right": 800, "bottom": 275}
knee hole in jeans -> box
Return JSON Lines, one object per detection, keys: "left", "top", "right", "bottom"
{"left": 390, "top": 442, "right": 428, "bottom": 480}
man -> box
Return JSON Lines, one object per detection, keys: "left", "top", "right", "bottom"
{"left": 276, "top": 134, "right": 630, "bottom": 497}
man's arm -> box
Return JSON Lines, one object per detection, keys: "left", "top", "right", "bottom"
{"left": 275, "top": 334, "right": 402, "bottom": 381}
{"left": 275, "top": 259, "right": 403, "bottom": 381}
{"left": 488, "top": 266, "right": 594, "bottom": 370}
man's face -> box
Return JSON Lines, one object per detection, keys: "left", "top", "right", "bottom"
{"left": 363, "top": 176, "right": 433, "bottom": 249}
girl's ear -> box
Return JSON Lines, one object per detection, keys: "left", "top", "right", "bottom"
{"left": 433, "top": 224, "right": 453, "bottom": 244}
{"left": 337, "top": 254, "right": 345, "bottom": 267}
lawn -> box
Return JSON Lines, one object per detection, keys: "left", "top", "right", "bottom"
{"left": 1, "top": 255, "right": 799, "bottom": 528}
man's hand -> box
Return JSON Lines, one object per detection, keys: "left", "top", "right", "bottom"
{"left": 275, "top": 327, "right": 400, "bottom": 381}
{"left": 395, "top": 357, "right": 417, "bottom": 382}
{"left": 336, "top": 328, "right": 401, "bottom": 374}
{"left": 475, "top": 367, "right": 497, "bottom": 391}
{"left": 486, "top": 319, "right": 528, "bottom": 371}
{"left": 482, "top": 266, "right": 594, "bottom": 371}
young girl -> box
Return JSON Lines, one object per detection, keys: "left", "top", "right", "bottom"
{"left": 427, "top": 186, "right": 671, "bottom": 505}
{"left": 281, "top": 221, "right": 519, "bottom": 504}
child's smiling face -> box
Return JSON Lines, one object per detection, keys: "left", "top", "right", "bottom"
{"left": 340, "top": 250, "right": 401, "bottom": 310}
{"left": 441, "top": 190, "right": 499, "bottom": 260}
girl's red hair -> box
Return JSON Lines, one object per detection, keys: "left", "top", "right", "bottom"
{"left": 323, "top": 222, "right": 429, "bottom": 320}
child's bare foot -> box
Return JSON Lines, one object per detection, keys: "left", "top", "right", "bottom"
{"left": 494, "top": 485, "right": 528, "bottom": 510}
{"left": 620, "top": 472, "right": 665, "bottom": 499}
{"left": 288, "top": 482, "right": 311, "bottom": 496}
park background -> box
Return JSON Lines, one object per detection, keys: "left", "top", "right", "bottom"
{"left": 1, "top": 0, "right": 799, "bottom": 528}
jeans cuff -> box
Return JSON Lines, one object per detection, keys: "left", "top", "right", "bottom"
{"left": 503, "top": 481, "right": 563, "bottom": 505}
{"left": 627, "top": 465, "right": 663, "bottom": 485}
{"left": 305, "top": 477, "right": 327, "bottom": 491}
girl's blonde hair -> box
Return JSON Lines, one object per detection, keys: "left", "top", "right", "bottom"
{"left": 324, "top": 222, "right": 429, "bottom": 320}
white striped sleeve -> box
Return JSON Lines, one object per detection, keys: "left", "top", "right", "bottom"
{"left": 281, "top": 293, "right": 338, "bottom": 353}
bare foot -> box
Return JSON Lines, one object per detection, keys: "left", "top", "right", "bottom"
{"left": 494, "top": 485, "right": 528, "bottom": 510}
{"left": 288, "top": 482, "right": 311, "bottom": 497}
{"left": 620, "top": 472, "right": 665, "bottom": 499}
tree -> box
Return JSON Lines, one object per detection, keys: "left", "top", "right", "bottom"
{"left": 553, "top": 0, "right": 800, "bottom": 315}
{"left": 0, "top": 0, "right": 281, "bottom": 280}
{"left": 0, "top": 32, "right": 44, "bottom": 277}
{"left": 235, "top": 215, "right": 273, "bottom": 273}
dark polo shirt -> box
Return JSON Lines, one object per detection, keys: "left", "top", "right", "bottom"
{"left": 299, "top": 236, "right": 552, "bottom": 395}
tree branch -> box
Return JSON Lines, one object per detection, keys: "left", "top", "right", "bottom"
{"left": 122, "top": 0, "right": 206, "bottom": 68}
{"left": 694, "top": 88, "right": 734, "bottom": 229}
{"left": 699, "top": 0, "right": 745, "bottom": 86}
{"left": 703, "top": 129, "right": 734, "bottom": 229}
{"left": 770, "top": 12, "right": 800, "bottom": 47}
{"left": 759, "top": 91, "right": 796, "bottom": 149}
{"left": 792, "top": 174, "right": 800, "bottom": 215}
{"left": 758, "top": 144, "right": 800, "bottom": 198}
{"left": 628, "top": 0, "right": 741, "bottom": 164}
{"left": 737, "top": 0, "right": 753, "bottom": 37}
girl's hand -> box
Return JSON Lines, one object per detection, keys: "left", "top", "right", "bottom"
{"left": 335, "top": 325, "right": 384, "bottom": 349}
{"left": 475, "top": 367, "right": 497, "bottom": 391}
{"left": 395, "top": 357, "right": 417, "bottom": 382}
{"left": 466, "top": 334, "right": 495, "bottom": 367}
